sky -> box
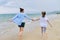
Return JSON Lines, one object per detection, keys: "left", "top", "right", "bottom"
{"left": 0, "top": 0, "right": 60, "bottom": 14}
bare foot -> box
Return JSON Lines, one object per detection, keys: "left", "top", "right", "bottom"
{"left": 18, "top": 35, "right": 23, "bottom": 40}
{"left": 18, "top": 32, "right": 23, "bottom": 37}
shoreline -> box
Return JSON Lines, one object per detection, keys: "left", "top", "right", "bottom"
{"left": 0, "top": 14, "right": 60, "bottom": 40}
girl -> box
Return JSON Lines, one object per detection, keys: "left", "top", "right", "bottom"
{"left": 35, "top": 11, "right": 52, "bottom": 38}
{"left": 9, "top": 8, "right": 34, "bottom": 36}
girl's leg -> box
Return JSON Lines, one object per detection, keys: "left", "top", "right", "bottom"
{"left": 41, "top": 27, "right": 46, "bottom": 35}
{"left": 41, "top": 27, "right": 44, "bottom": 40}
{"left": 43, "top": 27, "right": 46, "bottom": 34}
{"left": 41, "top": 27, "right": 47, "bottom": 40}
{"left": 41, "top": 27, "right": 44, "bottom": 36}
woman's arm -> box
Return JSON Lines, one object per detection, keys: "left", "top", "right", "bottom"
{"left": 35, "top": 18, "right": 40, "bottom": 21}
{"left": 24, "top": 14, "right": 34, "bottom": 21}
{"left": 8, "top": 14, "right": 18, "bottom": 22}
{"left": 12, "top": 14, "right": 18, "bottom": 20}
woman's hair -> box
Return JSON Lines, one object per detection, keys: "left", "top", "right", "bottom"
{"left": 41, "top": 11, "right": 46, "bottom": 17}
{"left": 20, "top": 8, "right": 24, "bottom": 12}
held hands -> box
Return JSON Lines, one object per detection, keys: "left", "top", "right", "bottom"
{"left": 31, "top": 19, "right": 40, "bottom": 21}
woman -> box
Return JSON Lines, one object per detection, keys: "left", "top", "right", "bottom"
{"left": 9, "top": 8, "right": 34, "bottom": 36}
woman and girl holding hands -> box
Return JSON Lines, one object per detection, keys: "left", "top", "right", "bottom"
{"left": 9, "top": 8, "right": 52, "bottom": 38}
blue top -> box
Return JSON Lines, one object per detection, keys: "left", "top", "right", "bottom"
{"left": 12, "top": 13, "right": 32, "bottom": 25}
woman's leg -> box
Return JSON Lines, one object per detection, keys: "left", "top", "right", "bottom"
{"left": 19, "top": 22, "right": 25, "bottom": 36}
{"left": 19, "top": 27, "right": 24, "bottom": 32}
{"left": 18, "top": 27, "right": 23, "bottom": 40}
{"left": 19, "top": 27, "right": 24, "bottom": 36}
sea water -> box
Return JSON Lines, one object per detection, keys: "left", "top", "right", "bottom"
{"left": 0, "top": 12, "right": 58, "bottom": 22}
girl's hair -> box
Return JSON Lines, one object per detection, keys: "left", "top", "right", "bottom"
{"left": 20, "top": 8, "right": 24, "bottom": 12}
{"left": 42, "top": 11, "right": 46, "bottom": 17}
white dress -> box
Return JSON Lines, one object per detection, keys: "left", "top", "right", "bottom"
{"left": 40, "top": 16, "right": 48, "bottom": 27}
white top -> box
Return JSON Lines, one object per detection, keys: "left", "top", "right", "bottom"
{"left": 40, "top": 16, "right": 48, "bottom": 27}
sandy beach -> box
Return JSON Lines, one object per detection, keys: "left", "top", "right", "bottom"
{"left": 0, "top": 14, "right": 60, "bottom": 40}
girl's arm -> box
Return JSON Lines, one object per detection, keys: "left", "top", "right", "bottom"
{"left": 47, "top": 20, "right": 52, "bottom": 27}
